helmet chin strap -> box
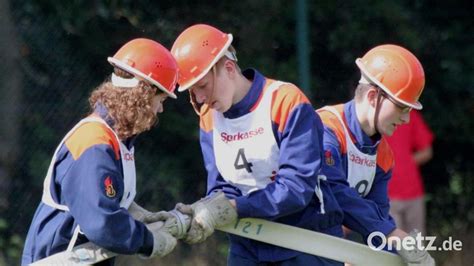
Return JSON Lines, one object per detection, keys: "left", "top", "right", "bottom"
{"left": 189, "top": 64, "right": 218, "bottom": 116}
{"left": 189, "top": 90, "right": 202, "bottom": 116}
{"left": 373, "top": 88, "right": 384, "bottom": 136}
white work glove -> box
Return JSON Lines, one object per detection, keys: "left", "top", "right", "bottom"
{"left": 397, "top": 231, "right": 435, "bottom": 266}
{"left": 128, "top": 201, "right": 174, "bottom": 224}
{"left": 142, "top": 221, "right": 178, "bottom": 258}
{"left": 176, "top": 191, "right": 237, "bottom": 244}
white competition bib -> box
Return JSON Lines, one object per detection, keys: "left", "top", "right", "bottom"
{"left": 213, "top": 81, "right": 284, "bottom": 195}
{"left": 322, "top": 107, "right": 376, "bottom": 197}
{"left": 41, "top": 116, "right": 136, "bottom": 250}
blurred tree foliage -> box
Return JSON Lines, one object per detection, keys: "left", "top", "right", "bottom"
{"left": 1, "top": 0, "right": 472, "bottom": 265}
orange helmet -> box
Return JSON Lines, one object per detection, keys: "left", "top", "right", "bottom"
{"left": 108, "top": 38, "right": 178, "bottom": 99}
{"left": 171, "top": 24, "right": 234, "bottom": 92}
{"left": 356, "top": 44, "right": 425, "bottom": 109}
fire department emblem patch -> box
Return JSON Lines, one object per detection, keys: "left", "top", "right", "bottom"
{"left": 104, "top": 176, "right": 116, "bottom": 197}
{"left": 270, "top": 170, "right": 277, "bottom": 181}
{"left": 325, "top": 150, "right": 335, "bottom": 166}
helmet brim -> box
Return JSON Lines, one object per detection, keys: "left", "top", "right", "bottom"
{"left": 356, "top": 58, "right": 422, "bottom": 110}
{"left": 177, "top": 34, "right": 233, "bottom": 92}
{"left": 108, "top": 57, "right": 177, "bottom": 99}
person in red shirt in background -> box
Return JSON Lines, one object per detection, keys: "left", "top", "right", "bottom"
{"left": 386, "top": 110, "right": 434, "bottom": 235}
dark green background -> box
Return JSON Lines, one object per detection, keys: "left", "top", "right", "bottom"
{"left": 0, "top": 0, "right": 472, "bottom": 265}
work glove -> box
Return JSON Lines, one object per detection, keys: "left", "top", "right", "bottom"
{"left": 176, "top": 191, "right": 237, "bottom": 244}
{"left": 141, "top": 221, "right": 178, "bottom": 258}
{"left": 397, "top": 231, "right": 435, "bottom": 266}
{"left": 128, "top": 201, "right": 174, "bottom": 224}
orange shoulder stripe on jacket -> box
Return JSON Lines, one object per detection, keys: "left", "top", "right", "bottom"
{"left": 65, "top": 122, "right": 120, "bottom": 160}
{"left": 317, "top": 104, "right": 348, "bottom": 154}
{"left": 249, "top": 79, "right": 274, "bottom": 113}
{"left": 271, "top": 82, "right": 310, "bottom": 132}
{"left": 199, "top": 106, "right": 214, "bottom": 132}
{"left": 376, "top": 137, "right": 394, "bottom": 173}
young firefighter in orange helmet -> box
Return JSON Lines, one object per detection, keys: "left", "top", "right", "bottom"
{"left": 317, "top": 45, "right": 435, "bottom": 265}
{"left": 22, "top": 39, "right": 180, "bottom": 265}
{"left": 171, "top": 24, "right": 344, "bottom": 265}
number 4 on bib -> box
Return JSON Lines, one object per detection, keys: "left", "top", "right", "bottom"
{"left": 234, "top": 148, "right": 253, "bottom": 173}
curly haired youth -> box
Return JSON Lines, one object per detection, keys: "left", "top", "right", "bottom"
{"left": 89, "top": 68, "right": 158, "bottom": 139}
